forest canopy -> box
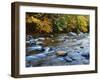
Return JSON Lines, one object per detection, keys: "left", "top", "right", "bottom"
{"left": 26, "top": 13, "right": 89, "bottom": 34}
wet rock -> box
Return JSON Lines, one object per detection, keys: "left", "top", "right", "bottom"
{"left": 43, "top": 47, "right": 55, "bottom": 56}
{"left": 80, "top": 46, "right": 84, "bottom": 49}
{"left": 38, "top": 37, "right": 45, "bottom": 41}
{"left": 44, "top": 50, "right": 55, "bottom": 56}
{"left": 82, "top": 59, "right": 89, "bottom": 64}
{"left": 26, "top": 56, "right": 38, "bottom": 61}
{"left": 56, "top": 51, "right": 67, "bottom": 56}
{"left": 35, "top": 53, "right": 47, "bottom": 59}
{"left": 26, "top": 56, "right": 39, "bottom": 67}
{"left": 36, "top": 41, "right": 43, "bottom": 45}
{"left": 67, "top": 52, "right": 83, "bottom": 60}
{"left": 49, "top": 57, "right": 67, "bottom": 66}
{"left": 64, "top": 56, "right": 73, "bottom": 62}
{"left": 44, "top": 47, "right": 51, "bottom": 52}
{"left": 78, "top": 32, "right": 84, "bottom": 36}
{"left": 67, "top": 32, "right": 77, "bottom": 36}
{"left": 26, "top": 35, "right": 33, "bottom": 41}
{"left": 26, "top": 38, "right": 36, "bottom": 46}
{"left": 80, "top": 49, "right": 89, "bottom": 59}
{"left": 41, "top": 55, "right": 57, "bottom": 66}
{"left": 26, "top": 45, "right": 43, "bottom": 52}
{"left": 26, "top": 55, "right": 47, "bottom": 67}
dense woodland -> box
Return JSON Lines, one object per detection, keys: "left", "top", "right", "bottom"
{"left": 26, "top": 13, "right": 89, "bottom": 34}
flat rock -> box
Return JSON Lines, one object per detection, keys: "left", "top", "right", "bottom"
{"left": 56, "top": 51, "right": 67, "bottom": 56}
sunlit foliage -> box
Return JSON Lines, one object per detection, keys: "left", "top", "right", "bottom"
{"left": 26, "top": 13, "right": 89, "bottom": 34}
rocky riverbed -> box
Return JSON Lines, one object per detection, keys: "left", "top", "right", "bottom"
{"left": 26, "top": 32, "right": 90, "bottom": 67}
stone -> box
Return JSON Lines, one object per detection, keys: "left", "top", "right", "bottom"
{"left": 67, "top": 52, "right": 83, "bottom": 60}
{"left": 50, "top": 57, "right": 67, "bottom": 66}
{"left": 78, "top": 32, "right": 84, "bottom": 36}
{"left": 26, "top": 56, "right": 38, "bottom": 61}
{"left": 56, "top": 51, "right": 67, "bottom": 56}
{"left": 38, "top": 37, "right": 45, "bottom": 41}
{"left": 26, "top": 56, "right": 39, "bottom": 67}
{"left": 44, "top": 47, "right": 51, "bottom": 52}
{"left": 80, "top": 46, "right": 84, "bottom": 49}
{"left": 36, "top": 41, "right": 43, "bottom": 45}
{"left": 64, "top": 56, "right": 73, "bottom": 62}
{"left": 80, "top": 49, "right": 89, "bottom": 59}
{"left": 67, "top": 32, "right": 77, "bottom": 36}
{"left": 82, "top": 59, "right": 89, "bottom": 64}
{"left": 26, "top": 35, "right": 33, "bottom": 41}
{"left": 26, "top": 45, "right": 43, "bottom": 52}
{"left": 36, "top": 53, "right": 47, "bottom": 59}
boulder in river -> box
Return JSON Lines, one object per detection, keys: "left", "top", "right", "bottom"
{"left": 67, "top": 32, "right": 77, "bottom": 36}
{"left": 56, "top": 51, "right": 67, "bottom": 56}
{"left": 26, "top": 45, "right": 43, "bottom": 52}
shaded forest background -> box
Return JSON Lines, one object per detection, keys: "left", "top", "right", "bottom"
{"left": 26, "top": 13, "right": 89, "bottom": 34}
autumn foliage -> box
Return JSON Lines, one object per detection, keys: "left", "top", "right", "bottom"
{"left": 26, "top": 13, "right": 89, "bottom": 34}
